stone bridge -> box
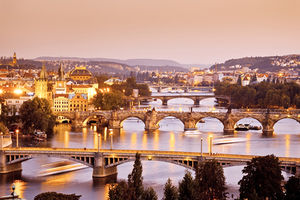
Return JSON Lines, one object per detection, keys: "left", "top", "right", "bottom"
{"left": 1, "top": 147, "right": 299, "bottom": 178}
{"left": 55, "top": 109, "right": 300, "bottom": 136}
{"left": 136, "top": 94, "right": 229, "bottom": 105}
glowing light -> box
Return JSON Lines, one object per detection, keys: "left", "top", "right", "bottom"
{"left": 147, "top": 155, "right": 152, "bottom": 160}
{"left": 14, "top": 89, "right": 23, "bottom": 95}
{"left": 0, "top": 89, "right": 3, "bottom": 94}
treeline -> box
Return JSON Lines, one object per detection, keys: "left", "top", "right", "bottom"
{"left": 215, "top": 82, "right": 300, "bottom": 108}
{"left": 93, "top": 77, "right": 151, "bottom": 110}
{"left": 109, "top": 154, "right": 300, "bottom": 200}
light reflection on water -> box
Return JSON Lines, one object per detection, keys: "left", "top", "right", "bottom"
{"left": 0, "top": 98, "right": 300, "bottom": 200}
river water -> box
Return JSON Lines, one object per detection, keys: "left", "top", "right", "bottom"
{"left": 1, "top": 94, "right": 300, "bottom": 200}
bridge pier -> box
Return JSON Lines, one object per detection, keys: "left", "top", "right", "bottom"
{"left": 223, "top": 113, "right": 235, "bottom": 135}
{"left": 108, "top": 110, "right": 122, "bottom": 129}
{"left": 194, "top": 98, "right": 200, "bottom": 106}
{"left": 184, "top": 117, "right": 197, "bottom": 131}
{"left": 93, "top": 153, "right": 117, "bottom": 178}
{"left": 262, "top": 129, "right": 274, "bottom": 137}
{"left": 162, "top": 98, "right": 168, "bottom": 106}
{"left": 0, "top": 152, "right": 22, "bottom": 174}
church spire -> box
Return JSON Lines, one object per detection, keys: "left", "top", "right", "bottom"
{"left": 40, "top": 63, "right": 48, "bottom": 79}
{"left": 58, "top": 63, "right": 64, "bottom": 80}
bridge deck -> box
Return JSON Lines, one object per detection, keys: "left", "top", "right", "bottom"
{"left": 2, "top": 147, "right": 300, "bottom": 164}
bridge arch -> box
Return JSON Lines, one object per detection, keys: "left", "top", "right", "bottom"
{"left": 119, "top": 115, "right": 146, "bottom": 126}
{"left": 196, "top": 117, "right": 224, "bottom": 132}
{"left": 167, "top": 97, "right": 194, "bottom": 105}
{"left": 273, "top": 117, "right": 300, "bottom": 134}
{"left": 56, "top": 115, "right": 72, "bottom": 124}
{"left": 233, "top": 117, "right": 263, "bottom": 132}
{"left": 156, "top": 115, "right": 185, "bottom": 130}
{"left": 82, "top": 115, "right": 109, "bottom": 127}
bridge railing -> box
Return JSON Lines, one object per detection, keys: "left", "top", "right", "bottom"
{"left": 233, "top": 108, "right": 300, "bottom": 114}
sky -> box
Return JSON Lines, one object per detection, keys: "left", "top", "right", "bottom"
{"left": 1, "top": 0, "right": 300, "bottom": 64}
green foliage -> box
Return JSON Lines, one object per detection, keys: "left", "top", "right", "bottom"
{"left": 92, "top": 90, "right": 126, "bottom": 110}
{"left": 195, "top": 159, "right": 227, "bottom": 200}
{"left": 284, "top": 176, "right": 300, "bottom": 200}
{"left": 0, "top": 122, "right": 8, "bottom": 134}
{"left": 34, "top": 192, "right": 81, "bottom": 200}
{"left": 108, "top": 180, "right": 129, "bottom": 200}
{"left": 178, "top": 171, "right": 195, "bottom": 200}
{"left": 141, "top": 187, "right": 158, "bottom": 200}
{"left": 215, "top": 82, "right": 300, "bottom": 108}
{"left": 19, "top": 97, "right": 56, "bottom": 135}
{"left": 239, "top": 154, "right": 284, "bottom": 200}
{"left": 128, "top": 153, "right": 144, "bottom": 200}
{"left": 163, "top": 178, "right": 179, "bottom": 200}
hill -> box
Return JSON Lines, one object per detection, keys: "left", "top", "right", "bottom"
{"left": 210, "top": 54, "right": 300, "bottom": 72}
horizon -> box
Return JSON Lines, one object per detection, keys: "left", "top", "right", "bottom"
{"left": 1, "top": 0, "right": 300, "bottom": 64}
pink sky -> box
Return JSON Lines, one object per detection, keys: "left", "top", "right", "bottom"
{"left": 1, "top": 0, "right": 300, "bottom": 64}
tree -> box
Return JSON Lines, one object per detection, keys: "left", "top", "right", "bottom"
{"left": 92, "top": 90, "right": 126, "bottom": 110}
{"left": 108, "top": 180, "right": 129, "bottom": 200}
{"left": 284, "top": 176, "right": 300, "bottom": 200}
{"left": 19, "top": 97, "right": 56, "bottom": 135}
{"left": 195, "top": 159, "right": 227, "bottom": 200}
{"left": 237, "top": 75, "right": 242, "bottom": 86}
{"left": 141, "top": 187, "right": 158, "bottom": 200}
{"left": 178, "top": 171, "right": 195, "bottom": 200}
{"left": 34, "top": 192, "right": 81, "bottom": 200}
{"left": 162, "top": 178, "right": 178, "bottom": 200}
{"left": 239, "top": 154, "right": 284, "bottom": 200}
{"left": 0, "top": 122, "right": 8, "bottom": 134}
{"left": 127, "top": 153, "right": 144, "bottom": 200}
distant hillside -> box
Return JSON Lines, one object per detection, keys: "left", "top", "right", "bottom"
{"left": 210, "top": 54, "right": 300, "bottom": 72}
{"left": 34, "top": 56, "right": 189, "bottom": 72}
{"left": 35, "top": 56, "right": 183, "bottom": 67}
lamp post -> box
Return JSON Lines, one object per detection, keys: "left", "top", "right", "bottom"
{"left": 209, "top": 135, "right": 213, "bottom": 155}
{"left": 0, "top": 132, "right": 3, "bottom": 150}
{"left": 200, "top": 137, "right": 203, "bottom": 158}
{"left": 11, "top": 184, "right": 15, "bottom": 199}
{"left": 15, "top": 129, "right": 19, "bottom": 148}
{"left": 109, "top": 129, "right": 113, "bottom": 150}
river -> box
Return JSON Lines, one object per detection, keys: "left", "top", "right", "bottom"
{"left": 0, "top": 94, "right": 300, "bottom": 199}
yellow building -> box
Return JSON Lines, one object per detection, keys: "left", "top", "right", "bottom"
{"left": 34, "top": 64, "right": 48, "bottom": 99}
{"left": 69, "top": 93, "right": 88, "bottom": 112}
{"left": 69, "top": 66, "right": 93, "bottom": 81}
{"left": 68, "top": 84, "right": 97, "bottom": 101}
{"left": 53, "top": 94, "right": 69, "bottom": 112}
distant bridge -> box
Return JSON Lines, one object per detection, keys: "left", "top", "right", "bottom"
{"left": 149, "top": 85, "right": 213, "bottom": 93}
{"left": 55, "top": 109, "right": 300, "bottom": 136}
{"left": 1, "top": 147, "right": 299, "bottom": 178}
{"left": 136, "top": 94, "right": 229, "bottom": 106}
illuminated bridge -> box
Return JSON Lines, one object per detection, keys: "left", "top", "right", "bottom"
{"left": 55, "top": 109, "right": 300, "bottom": 136}
{"left": 1, "top": 147, "right": 299, "bottom": 178}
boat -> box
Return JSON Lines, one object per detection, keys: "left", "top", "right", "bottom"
{"left": 34, "top": 130, "right": 47, "bottom": 141}
{"left": 184, "top": 130, "right": 201, "bottom": 135}
{"left": 235, "top": 124, "right": 249, "bottom": 131}
{"left": 213, "top": 137, "right": 246, "bottom": 145}
{"left": 249, "top": 125, "right": 262, "bottom": 130}
{"left": 39, "top": 160, "right": 88, "bottom": 176}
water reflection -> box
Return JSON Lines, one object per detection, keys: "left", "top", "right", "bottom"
{"left": 1, "top": 98, "right": 300, "bottom": 199}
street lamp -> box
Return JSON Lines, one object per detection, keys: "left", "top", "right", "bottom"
{"left": 0, "top": 132, "right": 3, "bottom": 150}
{"left": 109, "top": 129, "right": 113, "bottom": 150}
{"left": 15, "top": 129, "right": 19, "bottom": 148}
{"left": 200, "top": 137, "right": 203, "bottom": 158}
{"left": 11, "top": 184, "right": 15, "bottom": 199}
{"left": 209, "top": 135, "right": 213, "bottom": 155}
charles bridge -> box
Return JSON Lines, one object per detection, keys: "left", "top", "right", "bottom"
{"left": 1, "top": 147, "right": 299, "bottom": 178}
{"left": 55, "top": 108, "right": 300, "bottom": 136}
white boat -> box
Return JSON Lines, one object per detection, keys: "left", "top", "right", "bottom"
{"left": 213, "top": 137, "right": 246, "bottom": 145}
{"left": 39, "top": 160, "right": 88, "bottom": 176}
{"left": 184, "top": 130, "right": 201, "bottom": 135}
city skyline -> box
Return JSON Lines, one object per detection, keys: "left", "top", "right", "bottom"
{"left": 1, "top": 0, "right": 300, "bottom": 64}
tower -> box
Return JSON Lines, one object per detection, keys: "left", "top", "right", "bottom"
{"left": 35, "top": 64, "right": 48, "bottom": 99}
{"left": 55, "top": 63, "right": 66, "bottom": 94}
{"left": 12, "top": 52, "right": 17, "bottom": 66}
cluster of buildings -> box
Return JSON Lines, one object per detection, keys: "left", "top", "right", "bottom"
{"left": 0, "top": 53, "right": 99, "bottom": 116}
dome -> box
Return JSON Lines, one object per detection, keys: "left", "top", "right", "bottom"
{"left": 69, "top": 66, "right": 93, "bottom": 81}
